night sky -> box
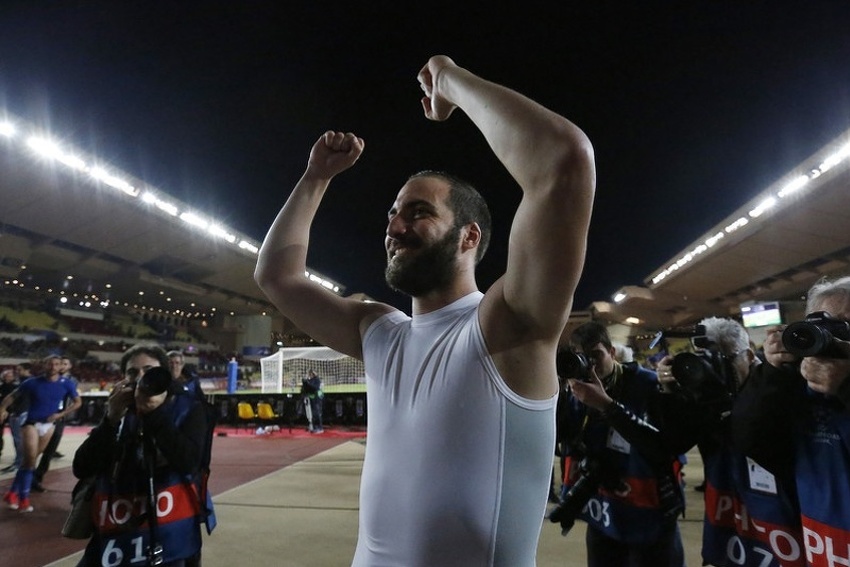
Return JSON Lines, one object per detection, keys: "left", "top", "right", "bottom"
{"left": 2, "top": 1, "right": 849, "bottom": 312}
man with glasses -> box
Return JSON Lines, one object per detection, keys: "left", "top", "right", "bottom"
{"left": 657, "top": 317, "right": 803, "bottom": 567}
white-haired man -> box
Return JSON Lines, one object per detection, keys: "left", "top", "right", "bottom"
{"left": 658, "top": 317, "right": 803, "bottom": 567}
{"left": 732, "top": 276, "right": 850, "bottom": 565}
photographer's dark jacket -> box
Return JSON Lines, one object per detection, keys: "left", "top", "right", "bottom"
{"left": 73, "top": 391, "right": 212, "bottom": 566}
{"left": 731, "top": 362, "right": 850, "bottom": 567}
{"left": 701, "top": 419, "right": 804, "bottom": 567}
{"left": 560, "top": 362, "right": 682, "bottom": 544}
{"left": 656, "top": 365, "right": 804, "bottom": 567}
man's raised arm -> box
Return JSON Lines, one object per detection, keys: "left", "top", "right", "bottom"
{"left": 254, "top": 131, "right": 389, "bottom": 359}
{"left": 419, "top": 56, "right": 596, "bottom": 340}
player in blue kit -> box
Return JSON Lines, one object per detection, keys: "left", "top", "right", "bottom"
{"left": 0, "top": 354, "right": 81, "bottom": 512}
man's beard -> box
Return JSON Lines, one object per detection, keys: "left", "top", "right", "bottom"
{"left": 385, "top": 226, "right": 460, "bottom": 297}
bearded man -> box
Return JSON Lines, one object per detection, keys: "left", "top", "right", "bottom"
{"left": 255, "top": 55, "right": 595, "bottom": 566}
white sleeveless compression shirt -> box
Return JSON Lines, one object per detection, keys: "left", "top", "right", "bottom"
{"left": 353, "top": 292, "right": 557, "bottom": 567}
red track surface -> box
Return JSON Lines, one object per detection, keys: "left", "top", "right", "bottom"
{"left": 0, "top": 426, "right": 365, "bottom": 567}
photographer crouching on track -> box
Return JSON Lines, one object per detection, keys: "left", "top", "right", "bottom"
{"left": 72, "top": 344, "right": 216, "bottom": 567}
{"left": 550, "top": 321, "right": 686, "bottom": 567}
{"left": 656, "top": 318, "right": 804, "bottom": 567}
{"left": 731, "top": 276, "right": 850, "bottom": 565}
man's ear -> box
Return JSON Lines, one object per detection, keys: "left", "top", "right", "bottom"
{"left": 461, "top": 222, "right": 481, "bottom": 252}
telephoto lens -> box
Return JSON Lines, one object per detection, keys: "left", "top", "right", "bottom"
{"left": 137, "top": 367, "right": 173, "bottom": 396}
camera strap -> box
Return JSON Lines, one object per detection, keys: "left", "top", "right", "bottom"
{"left": 141, "top": 427, "right": 164, "bottom": 566}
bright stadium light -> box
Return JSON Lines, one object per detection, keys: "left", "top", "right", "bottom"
{"left": 814, "top": 141, "right": 850, "bottom": 175}
{"left": 0, "top": 121, "right": 15, "bottom": 137}
{"left": 180, "top": 211, "right": 209, "bottom": 229}
{"left": 90, "top": 166, "right": 138, "bottom": 196}
{"left": 238, "top": 240, "right": 259, "bottom": 254}
{"left": 748, "top": 197, "right": 776, "bottom": 218}
{"left": 142, "top": 192, "right": 179, "bottom": 216}
{"left": 2, "top": 109, "right": 342, "bottom": 306}
{"left": 208, "top": 224, "right": 237, "bottom": 243}
{"left": 777, "top": 175, "right": 809, "bottom": 198}
{"left": 725, "top": 217, "right": 749, "bottom": 233}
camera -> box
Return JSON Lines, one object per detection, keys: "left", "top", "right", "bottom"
{"left": 135, "top": 367, "right": 173, "bottom": 397}
{"left": 556, "top": 349, "right": 592, "bottom": 382}
{"left": 782, "top": 311, "right": 850, "bottom": 358}
{"left": 548, "top": 457, "right": 602, "bottom": 534}
{"left": 670, "top": 351, "right": 734, "bottom": 408}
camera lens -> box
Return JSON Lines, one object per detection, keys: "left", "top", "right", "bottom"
{"left": 782, "top": 322, "right": 828, "bottom": 357}
{"left": 137, "top": 367, "right": 172, "bottom": 396}
{"left": 556, "top": 350, "right": 590, "bottom": 380}
{"left": 671, "top": 352, "right": 709, "bottom": 389}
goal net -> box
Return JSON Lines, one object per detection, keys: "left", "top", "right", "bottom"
{"left": 259, "top": 346, "right": 367, "bottom": 394}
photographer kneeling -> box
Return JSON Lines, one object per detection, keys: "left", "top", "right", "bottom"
{"left": 73, "top": 344, "right": 215, "bottom": 567}
{"left": 551, "top": 322, "right": 685, "bottom": 567}
{"left": 731, "top": 276, "right": 850, "bottom": 564}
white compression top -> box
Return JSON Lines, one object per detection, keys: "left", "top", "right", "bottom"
{"left": 353, "top": 292, "right": 557, "bottom": 567}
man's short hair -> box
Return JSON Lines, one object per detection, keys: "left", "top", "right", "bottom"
{"left": 571, "top": 321, "right": 613, "bottom": 352}
{"left": 699, "top": 317, "right": 750, "bottom": 357}
{"left": 120, "top": 344, "right": 169, "bottom": 374}
{"left": 408, "top": 170, "right": 492, "bottom": 264}
{"left": 806, "top": 275, "right": 850, "bottom": 314}
{"left": 167, "top": 350, "right": 184, "bottom": 361}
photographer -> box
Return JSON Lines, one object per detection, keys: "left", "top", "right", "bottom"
{"left": 72, "top": 344, "right": 215, "bottom": 567}
{"left": 553, "top": 322, "right": 685, "bottom": 567}
{"left": 731, "top": 276, "right": 850, "bottom": 564}
{"left": 657, "top": 318, "right": 803, "bottom": 567}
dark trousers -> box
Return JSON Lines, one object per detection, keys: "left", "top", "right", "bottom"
{"left": 586, "top": 522, "right": 685, "bottom": 567}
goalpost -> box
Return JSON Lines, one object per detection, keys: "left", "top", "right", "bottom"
{"left": 259, "top": 346, "right": 367, "bottom": 394}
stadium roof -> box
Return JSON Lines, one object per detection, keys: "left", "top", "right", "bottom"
{"left": 0, "top": 113, "right": 344, "bottom": 321}
{"left": 594, "top": 127, "right": 850, "bottom": 329}
{"left": 1, "top": 113, "right": 849, "bottom": 331}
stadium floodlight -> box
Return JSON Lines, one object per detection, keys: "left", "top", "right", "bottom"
{"left": 777, "top": 175, "right": 809, "bottom": 198}
{"left": 0, "top": 122, "right": 16, "bottom": 137}
{"left": 180, "top": 211, "right": 208, "bottom": 229}
{"left": 90, "top": 166, "right": 138, "bottom": 196}
{"left": 27, "top": 136, "right": 63, "bottom": 159}
{"left": 815, "top": 141, "right": 850, "bottom": 175}
{"left": 238, "top": 240, "right": 259, "bottom": 254}
{"left": 208, "top": 224, "right": 237, "bottom": 243}
{"left": 704, "top": 231, "right": 724, "bottom": 247}
{"left": 748, "top": 196, "right": 776, "bottom": 218}
{"left": 725, "top": 217, "right": 748, "bottom": 233}
{"left": 142, "top": 192, "right": 179, "bottom": 216}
